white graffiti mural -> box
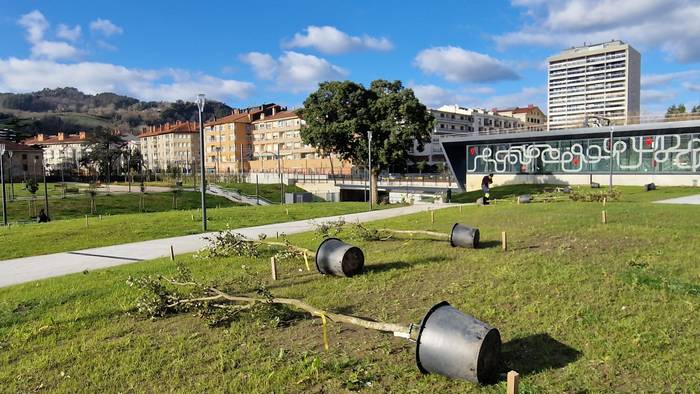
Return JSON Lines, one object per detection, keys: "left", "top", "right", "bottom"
{"left": 468, "top": 134, "right": 700, "bottom": 173}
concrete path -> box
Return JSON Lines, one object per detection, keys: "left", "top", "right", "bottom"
{"left": 0, "top": 203, "right": 457, "bottom": 288}
{"left": 207, "top": 185, "right": 271, "bottom": 206}
{"left": 654, "top": 194, "right": 700, "bottom": 205}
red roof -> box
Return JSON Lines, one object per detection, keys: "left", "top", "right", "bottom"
{"left": 0, "top": 140, "right": 43, "bottom": 151}
{"left": 252, "top": 110, "right": 301, "bottom": 123}
{"left": 22, "top": 132, "right": 89, "bottom": 145}
{"left": 139, "top": 121, "right": 198, "bottom": 138}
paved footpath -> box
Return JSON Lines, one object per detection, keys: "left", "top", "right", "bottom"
{"left": 654, "top": 194, "right": 700, "bottom": 205}
{"left": 0, "top": 204, "right": 457, "bottom": 288}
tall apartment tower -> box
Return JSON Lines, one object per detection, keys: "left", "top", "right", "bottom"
{"left": 547, "top": 40, "right": 640, "bottom": 130}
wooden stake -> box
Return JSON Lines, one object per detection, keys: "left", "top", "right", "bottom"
{"left": 459, "top": 205, "right": 462, "bottom": 213}
{"left": 285, "top": 208, "right": 289, "bottom": 216}
{"left": 507, "top": 371, "right": 520, "bottom": 394}
{"left": 602, "top": 210, "right": 607, "bottom": 224}
{"left": 303, "top": 252, "right": 311, "bottom": 271}
{"left": 501, "top": 231, "right": 508, "bottom": 251}
{"left": 191, "top": 213, "right": 194, "bottom": 221}
{"left": 85, "top": 214, "right": 88, "bottom": 228}
{"left": 603, "top": 197, "right": 607, "bottom": 206}
{"left": 271, "top": 257, "right": 278, "bottom": 280}
{"left": 430, "top": 210, "right": 435, "bottom": 224}
{"left": 170, "top": 245, "right": 175, "bottom": 261}
{"left": 99, "top": 215, "right": 102, "bottom": 220}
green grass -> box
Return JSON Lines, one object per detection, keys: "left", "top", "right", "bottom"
{"left": 3, "top": 182, "right": 75, "bottom": 198}
{"left": 217, "top": 181, "right": 311, "bottom": 203}
{"left": 0, "top": 202, "right": 382, "bottom": 260}
{"left": 4, "top": 190, "right": 239, "bottom": 222}
{"left": 1, "top": 187, "right": 699, "bottom": 392}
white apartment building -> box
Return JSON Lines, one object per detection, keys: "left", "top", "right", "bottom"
{"left": 22, "top": 132, "right": 90, "bottom": 174}
{"left": 548, "top": 40, "right": 640, "bottom": 130}
{"left": 139, "top": 121, "right": 200, "bottom": 172}
{"left": 412, "top": 105, "right": 524, "bottom": 164}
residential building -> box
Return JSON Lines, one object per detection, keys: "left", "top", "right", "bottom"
{"left": 22, "top": 132, "right": 90, "bottom": 174}
{"left": 250, "top": 110, "right": 350, "bottom": 174}
{"left": 0, "top": 140, "right": 44, "bottom": 181}
{"left": 494, "top": 105, "right": 547, "bottom": 131}
{"left": 203, "top": 103, "right": 281, "bottom": 174}
{"left": 138, "top": 121, "right": 199, "bottom": 172}
{"left": 412, "top": 105, "right": 524, "bottom": 164}
{"left": 547, "top": 40, "right": 641, "bottom": 130}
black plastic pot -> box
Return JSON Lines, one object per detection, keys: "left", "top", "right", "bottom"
{"left": 590, "top": 182, "right": 601, "bottom": 189}
{"left": 415, "top": 301, "right": 502, "bottom": 384}
{"left": 517, "top": 194, "right": 531, "bottom": 204}
{"left": 315, "top": 238, "right": 364, "bottom": 277}
{"left": 450, "top": 223, "right": 480, "bottom": 249}
{"left": 645, "top": 183, "right": 656, "bottom": 191}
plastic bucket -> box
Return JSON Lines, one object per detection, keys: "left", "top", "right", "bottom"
{"left": 415, "top": 301, "right": 502, "bottom": 384}
{"left": 450, "top": 223, "right": 480, "bottom": 249}
{"left": 315, "top": 238, "right": 364, "bottom": 277}
{"left": 645, "top": 183, "right": 656, "bottom": 191}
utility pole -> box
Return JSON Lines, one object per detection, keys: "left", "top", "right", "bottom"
{"left": 277, "top": 144, "right": 283, "bottom": 204}
{"left": 0, "top": 144, "right": 7, "bottom": 226}
{"left": 368, "top": 130, "right": 373, "bottom": 211}
{"left": 42, "top": 155, "right": 50, "bottom": 220}
{"left": 7, "top": 151, "right": 13, "bottom": 201}
{"left": 196, "top": 94, "right": 207, "bottom": 231}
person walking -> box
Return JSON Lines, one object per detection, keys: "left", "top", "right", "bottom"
{"left": 481, "top": 173, "right": 493, "bottom": 205}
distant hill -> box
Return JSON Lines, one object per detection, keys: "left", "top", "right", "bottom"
{"left": 0, "top": 87, "right": 235, "bottom": 139}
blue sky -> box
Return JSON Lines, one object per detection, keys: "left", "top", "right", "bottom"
{"left": 1, "top": 0, "right": 699, "bottom": 115}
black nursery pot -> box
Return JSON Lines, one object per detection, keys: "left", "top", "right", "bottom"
{"left": 449, "top": 223, "right": 480, "bottom": 248}
{"left": 415, "top": 301, "right": 502, "bottom": 384}
{"left": 315, "top": 238, "right": 364, "bottom": 277}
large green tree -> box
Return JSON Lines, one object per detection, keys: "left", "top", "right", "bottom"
{"left": 300, "top": 80, "right": 434, "bottom": 204}
{"left": 80, "top": 127, "right": 127, "bottom": 182}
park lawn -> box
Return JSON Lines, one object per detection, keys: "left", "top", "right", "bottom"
{"left": 452, "top": 183, "right": 700, "bottom": 204}
{"left": 3, "top": 182, "right": 78, "bottom": 198}
{"left": 0, "top": 188, "right": 699, "bottom": 392}
{"left": 4, "top": 190, "right": 240, "bottom": 222}
{"left": 0, "top": 202, "right": 384, "bottom": 260}
{"left": 217, "top": 181, "right": 311, "bottom": 203}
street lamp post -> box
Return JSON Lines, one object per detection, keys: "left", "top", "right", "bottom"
{"left": 7, "top": 151, "right": 13, "bottom": 201}
{"left": 368, "top": 130, "right": 372, "bottom": 211}
{"left": 277, "top": 144, "right": 284, "bottom": 204}
{"left": 196, "top": 94, "right": 207, "bottom": 231}
{"left": 0, "top": 144, "right": 7, "bottom": 226}
{"left": 42, "top": 155, "right": 50, "bottom": 220}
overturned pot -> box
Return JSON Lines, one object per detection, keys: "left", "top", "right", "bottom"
{"left": 315, "top": 238, "right": 364, "bottom": 277}
{"left": 415, "top": 301, "right": 502, "bottom": 384}
{"left": 645, "top": 182, "right": 656, "bottom": 191}
{"left": 517, "top": 194, "right": 531, "bottom": 204}
{"left": 450, "top": 223, "right": 480, "bottom": 249}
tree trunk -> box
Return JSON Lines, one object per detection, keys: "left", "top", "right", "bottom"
{"left": 371, "top": 171, "right": 379, "bottom": 206}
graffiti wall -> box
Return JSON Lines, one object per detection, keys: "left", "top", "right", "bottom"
{"left": 467, "top": 133, "right": 700, "bottom": 174}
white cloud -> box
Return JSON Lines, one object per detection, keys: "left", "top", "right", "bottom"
{"left": 284, "top": 25, "right": 393, "bottom": 54}
{"left": 641, "top": 89, "right": 677, "bottom": 103}
{"left": 642, "top": 70, "right": 700, "bottom": 87}
{"left": 17, "top": 10, "right": 80, "bottom": 61}
{"left": 0, "top": 57, "right": 254, "bottom": 102}
{"left": 409, "top": 83, "right": 541, "bottom": 110}
{"left": 414, "top": 46, "right": 519, "bottom": 83}
{"left": 31, "top": 41, "right": 81, "bottom": 60}
{"left": 238, "top": 52, "right": 276, "bottom": 80}
{"left": 18, "top": 10, "right": 48, "bottom": 43}
{"left": 682, "top": 82, "right": 700, "bottom": 92}
{"left": 410, "top": 84, "right": 471, "bottom": 108}
{"left": 57, "top": 24, "right": 81, "bottom": 41}
{"left": 89, "top": 18, "right": 123, "bottom": 36}
{"left": 240, "top": 51, "right": 347, "bottom": 93}
{"left": 496, "top": 0, "right": 700, "bottom": 63}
